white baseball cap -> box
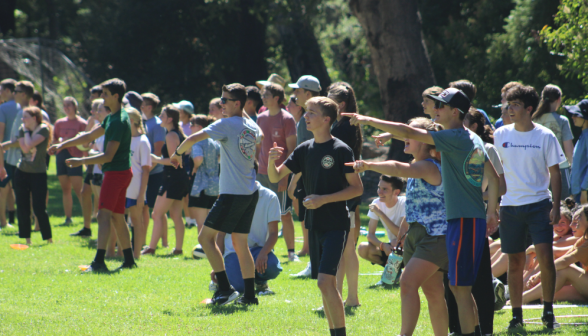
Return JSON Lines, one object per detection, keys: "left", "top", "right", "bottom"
{"left": 288, "top": 75, "right": 321, "bottom": 93}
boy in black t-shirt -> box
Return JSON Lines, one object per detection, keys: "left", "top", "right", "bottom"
{"left": 268, "top": 97, "right": 363, "bottom": 336}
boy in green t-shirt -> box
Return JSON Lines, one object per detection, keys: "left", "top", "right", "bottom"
{"left": 49, "top": 78, "right": 135, "bottom": 272}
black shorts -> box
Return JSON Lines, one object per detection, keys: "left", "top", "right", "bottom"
{"left": 204, "top": 190, "right": 259, "bottom": 234}
{"left": 84, "top": 165, "right": 94, "bottom": 185}
{"left": 56, "top": 150, "right": 83, "bottom": 177}
{"left": 377, "top": 250, "right": 387, "bottom": 267}
{"left": 347, "top": 196, "right": 361, "bottom": 212}
{"left": 189, "top": 190, "right": 218, "bottom": 209}
{"left": 158, "top": 172, "right": 189, "bottom": 201}
{"left": 309, "top": 229, "right": 348, "bottom": 279}
{"left": 146, "top": 172, "right": 164, "bottom": 208}
{"left": 296, "top": 179, "right": 307, "bottom": 221}
{"left": 92, "top": 173, "right": 103, "bottom": 187}
{"left": 45, "top": 154, "right": 51, "bottom": 171}
{"left": 0, "top": 163, "right": 15, "bottom": 187}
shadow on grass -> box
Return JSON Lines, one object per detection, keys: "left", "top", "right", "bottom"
{"left": 366, "top": 283, "right": 396, "bottom": 290}
{"left": 495, "top": 329, "right": 559, "bottom": 335}
{"left": 312, "top": 305, "right": 359, "bottom": 318}
{"left": 78, "top": 238, "right": 98, "bottom": 249}
{"left": 205, "top": 304, "right": 253, "bottom": 315}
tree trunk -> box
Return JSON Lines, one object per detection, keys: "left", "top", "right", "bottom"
{"left": 276, "top": 0, "right": 331, "bottom": 93}
{"left": 45, "top": 0, "right": 59, "bottom": 40}
{"left": 236, "top": 0, "right": 268, "bottom": 86}
{"left": 350, "top": 0, "right": 436, "bottom": 161}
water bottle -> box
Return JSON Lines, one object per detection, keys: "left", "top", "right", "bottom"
{"left": 381, "top": 252, "right": 403, "bottom": 285}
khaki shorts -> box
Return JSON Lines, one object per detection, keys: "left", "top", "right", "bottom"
{"left": 403, "top": 222, "right": 448, "bottom": 272}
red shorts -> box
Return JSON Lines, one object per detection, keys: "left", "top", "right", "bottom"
{"left": 99, "top": 169, "right": 132, "bottom": 214}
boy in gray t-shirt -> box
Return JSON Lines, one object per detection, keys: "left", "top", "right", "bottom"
{"left": 172, "top": 83, "right": 261, "bottom": 306}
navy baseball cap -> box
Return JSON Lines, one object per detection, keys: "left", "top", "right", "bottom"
{"left": 427, "top": 88, "right": 471, "bottom": 114}
{"left": 563, "top": 99, "right": 588, "bottom": 120}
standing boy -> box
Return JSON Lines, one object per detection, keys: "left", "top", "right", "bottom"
{"left": 49, "top": 78, "right": 135, "bottom": 272}
{"left": 171, "top": 83, "right": 261, "bottom": 305}
{"left": 566, "top": 99, "right": 588, "bottom": 204}
{"left": 495, "top": 85, "right": 564, "bottom": 329}
{"left": 343, "top": 88, "right": 502, "bottom": 336}
{"left": 269, "top": 97, "right": 363, "bottom": 336}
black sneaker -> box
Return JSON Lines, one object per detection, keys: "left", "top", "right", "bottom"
{"left": 210, "top": 287, "right": 239, "bottom": 305}
{"left": 235, "top": 296, "right": 259, "bottom": 306}
{"left": 508, "top": 318, "right": 525, "bottom": 330}
{"left": 115, "top": 262, "right": 138, "bottom": 271}
{"left": 70, "top": 227, "right": 92, "bottom": 237}
{"left": 542, "top": 311, "right": 560, "bottom": 329}
{"left": 84, "top": 262, "right": 109, "bottom": 273}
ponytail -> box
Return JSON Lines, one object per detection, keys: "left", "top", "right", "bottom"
{"left": 533, "top": 84, "right": 562, "bottom": 120}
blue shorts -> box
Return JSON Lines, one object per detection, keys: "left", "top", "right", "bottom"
{"left": 446, "top": 218, "right": 486, "bottom": 287}
{"left": 125, "top": 198, "right": 148, "bottom": 209}
{"left": 499, "top": 198, "right": 553, "bottom": 254}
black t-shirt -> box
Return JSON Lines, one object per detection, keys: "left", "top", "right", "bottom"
{"left": 284, "top": 138, "right": 355, "bottom": 232}
{"left": 331, "top": 117, "right": 360, "bottom": 159}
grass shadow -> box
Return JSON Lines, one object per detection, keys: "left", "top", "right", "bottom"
{"left": 155, "top": 254, "right": 182, "bottom": 259}
{"left": 206, "top": 304, "right": 251, "bottom": 315}
{"left": 367, "top": 283, "right": 395, "bottom": 290}
{"left": 495, "top": 329, "right": 559, "bottom": 335}
{"left": 78, "top": 238, "right": 98, "bottom": 249}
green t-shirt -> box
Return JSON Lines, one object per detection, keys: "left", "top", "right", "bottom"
{"left": 100, "top": 109, "right": 131, "bottom": 172}
{"left": 16, "top": 125, "right": 50, "bottom": 173}
{"left": 430, "top": 128, "right": 488, "bottom": 220}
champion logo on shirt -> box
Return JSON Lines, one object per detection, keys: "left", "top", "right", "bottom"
{"left": 501, "top": 142, "right": 541, "bottom": 150}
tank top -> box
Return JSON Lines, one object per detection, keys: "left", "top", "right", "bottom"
{"left": 405, "top": 158, "right": 447, "bottom": 236}
{"left": 162, "top": 129, "right": 186, "bottom": 177}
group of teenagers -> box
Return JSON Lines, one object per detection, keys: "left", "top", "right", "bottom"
{"left": 1, "top": 73, "right": 588, "bottom": 336}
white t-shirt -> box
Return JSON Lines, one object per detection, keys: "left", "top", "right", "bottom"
{"left": 367, "top": 196, "right": 406, "bottom": 243}
{"left": 92, "top": 135, "right": 105, "bottom": 174}
{"left": 126, "top": 135, "right": 152, "bottom": 199}
{"left": 494, "top": 123, "right": 566, "bottom": 206}
{"left": 224, "top": 182, "right": 281, "bottom": 257}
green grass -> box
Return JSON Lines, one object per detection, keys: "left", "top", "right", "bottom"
{"left": 1, "top": 168, "right": 587, "bottom": 334}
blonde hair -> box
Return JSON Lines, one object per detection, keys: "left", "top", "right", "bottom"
{"left": 91, "top": 98, "right": 104, "bottom": 112}
{"left": 408, "top": 117, "right": 443, "bottom": 152}
{"left": 126, "top": 107, "right": 145, "bottom": 134}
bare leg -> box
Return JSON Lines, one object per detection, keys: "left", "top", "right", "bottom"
{"left": 169, "top": 200, "right": 185, "bottom": 251}
{"left": 342, "top": 227, "right": 359, "bottom": 306}
{"left": 189, "top": 207, "right": 210, "bottom": 233}
{"left": 91, "top": 185, "right": 101, "bottom": 218}
{"left": 58, "top": 175, "right": 73, "bottom": 219}
{"left": 358, "top": 242, "right": 385, "bottom": 266}
{"left": 0, "top": 185, "right": 10, "bottom": 227}
{"left": 198, "top": 226, "right": 225, "bottom": 272}
{"left": 534, "top": 242, "right": 556, "bottom": 303}
{"left": 449, "top": 285, "right": 477, "bottom": 335}
{"left": 491, "top": 252, "right": 509, "bottom": 278}
{"left": 81, "top": 182, "right": 93, "bottom": 229}
{"left": 232, "top": 233, "right": 255, "bottom": 280}
{"left": 129, "top": 205, "right": 145, "bottom": 259}
{"left": 282, "top": 212, "right": 296, "bottom": 255}
{"left": 70, "top": 176, "right": 86, "bottom": 226}
{"left": 299, "top": 220, "right": 309, "bottom": 256}
{"left": 421, "top": 272, "right": 449, "bottom": 336}
{"left": 318, "top": 273, "right": 345, "bottom": 329}
{"left": 147, "top": 195, "right": 174, "bottom": 249}
{"left": 507, "top": 252, "right": 526, "bottom": 309}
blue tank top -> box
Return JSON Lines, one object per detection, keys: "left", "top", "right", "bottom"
{"left": 405, "top": 158, "right": 447, "bottom": 236}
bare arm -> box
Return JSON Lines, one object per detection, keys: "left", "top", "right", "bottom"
{"left": 153, "top": 141, "right": 164, "bottom": 156}
{"left": 192, "top": 156, "right": 203, "bottom": 175}
{"left": 341, "top": 113, "right": 435, "bottom": 145}
{"left": 288, "top": 172, "right": 301, "bottom": 200}
{"left": 154, "top": 133, "right": 180, "bottom": 166}
{"left": 563, "top": 139, "right": 574, "bottom": 165}
{"left": 366, "top": 218, "right": 384, "bottom": 247}
{"left": 170, "top": 130, "right": 210, "bottom": 168}
{"left": 0, "top": 123, "right": 5, "bottom": 144}
{"left": 346, "top": 159, "right": 441, "bottom": 186}
{"left": 48, "top": 126, "right": 104, "bottom": 154}
{"left": 20, "top": 132, "right": 46, "bottom": 153}
{"left": 303, "top": 172, "right": 363, "bottom": 209}
{"left": 267, "top": 143, "right": 292, "bottom": 183}
{"left": 548, "top": 164, "right": 561, "bottom": 225}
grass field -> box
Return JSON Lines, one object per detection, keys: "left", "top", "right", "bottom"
{"left": 0, "top": 166, "right": 587, "bottom": 335}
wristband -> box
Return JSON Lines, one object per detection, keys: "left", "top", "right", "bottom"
{"left": 380, "top": 242, "right": 385, "bottom": 252}
{"left": 174, "top": 149, "right": 180, "bottom": 156}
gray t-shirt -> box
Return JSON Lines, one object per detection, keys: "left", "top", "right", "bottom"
{"left": 143, "top": 116, "right": 167, "bottom": 175}
{"left": 16, "top": 125, "right": 50, "bottom": 173}
{"left": 0, "top": 100, "right": 20, "bottom": 143}
{"left": 431, "top": 128, "right": 489, "bottom": 220}
{"left": 296, "top": 115, "right": 314, "bottom": 146}
{"left": 203, "top": 115, "right": 260, "bottom": 195}
{"left": 5, "top": 109, "right": 23, "bottom": 166}
{"left": 223, "top": 182, "right": 281, "bottom": 257}
{"left": 534, "top": 112, "right": 573, "bottom": 168}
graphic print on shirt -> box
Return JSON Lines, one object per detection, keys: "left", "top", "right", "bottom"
{"left": 321, "top": 155, "right": 334, "bottom": 169}
{"left": 238, "top": 127, "right": 257, "bottom": 160}
{"left": 464, "top": 143, "right": 485, "bottom": 187}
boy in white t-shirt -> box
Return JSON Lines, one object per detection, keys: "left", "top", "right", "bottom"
{"left": 494, "top": 85, "right": 565, "bottom": 330}
{"left": 358, "top": 175, "right": 406, "bottom": 266}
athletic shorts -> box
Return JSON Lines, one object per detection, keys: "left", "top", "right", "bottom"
{"left": 257, "top": 173, "right": 292, "bottom": 215}
{"left": 446, "top": 218, "right": 486, "bottom": 286}
{"left": 189, "top": 190, "right": 218, "bottom": 209}
{"left": 56, "top": 150, "right": 83, "bottom": 177}
{"left": 499, "top": 198, "right": 553, "bottom": 254}
{"left": 0, "top": 163, "right": 16, "bottom": 187}
{"left": 309, "top": 229, "right": 348, "bottom": 279}
{"left": 99, "top": 169, "right": 132, "bottom": 214}
{"left": 146, "top": 172, "right": 164, "bottom": 208}
{"left": 84, "top": 165, "right": 94, "bottom": 185}
{"left": 204, "top": 190, "right": 259, "bottom": 234}
{"left": 158, "top": 172, "right": 189, "bottom": 201}
{"left": 297, "top": 196, "right": 307, "bottom": 222}
{"left": 92, "top": 173, "right": 103, "bottom": 187}
{"left": 125, "top": 197, "right": 148, "bottom": 209}
{"left": 403, "top": 222, "right": 448, "bottom": 272}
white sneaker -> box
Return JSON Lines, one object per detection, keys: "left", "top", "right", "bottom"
{"left": 209, "top": 280, "right": 218, "bottom": 292}
{"left": 288, "top": 253, "right": 300, "bottom": 262}
{"left": 290, "top": 262, "right": 311, "bottom": 277}
{"left": 192, "top": 244, "right": 207, "bottom": 259}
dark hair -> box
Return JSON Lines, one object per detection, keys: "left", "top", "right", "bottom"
{"left": 505, "top": 85, "right": 540, "bottom": 114}
{"left": 501, "top": 81, "right": 522, "bottom": 94}
{"left": 533, "top": 84, "right": 562, "bottom": 120}
{"left": 465, "top": 108, "right": 494, "bottom": 144}
{"left": 23, "top": 106, "right": 53, "bottom": 148}
{"left": 561, "top": 206, "right": 573, "bottom": 223}
{"left": 245, "top": 86, "right": 262, "bottom": 112}
{"left": 16, "top": 81, "right": 35, "bottom": 99}
{"left": 306, "top": 97, "right": 338, "bottom": 126}
{"left": 380, "top": 175, "right": 405, "bottom": 191}
{"left": 564, "top": 196, "right": 577, "bottom": 211}
{"left": 161, "top": 105, "right": 185, "bottom": 138}
{"left": 263, "top": 83, "right": 285, "bottom": 105}
{"left": 328, "top": 82, "right": 363, "bottom": 159}
{"left": 190, "top": 114, "right": 216, "bottom": 128}
{"left": 449, "top": 79, "right": 477, "bottom": 101}
{"left": 31, "top": 91, "right": 46, "bottom": 111}
{"left": 221, "top": 83, "right": 247, "bottom": 109}
{"left": 100, "top": 78, "right": 126, "bottom": 103}
{"left": 304, "top": 89, "right": 320, "bottom": 97}
{"left": 581, "top": 205, "right": 588, "bottom": 240}
{"left": 141, "top": 92, "right": 160, "bottom": 108}
{"left": 90, "top": 85, "right": 103, "bottom": 95}
{"left": 0, "top": 78, "right": 17, "bottom": 92}
{"left": 209, "top": 97, "right": 222, "bottom": 109}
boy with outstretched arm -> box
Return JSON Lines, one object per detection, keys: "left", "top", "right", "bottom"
{"left": 343, "top": 88, "right": 503, "bottom": 336}
{"left": 268, "top": 97, "right": 363, "bottom": 336}
{"left": 170, "top": 84, "right": 261, "bottom": 306}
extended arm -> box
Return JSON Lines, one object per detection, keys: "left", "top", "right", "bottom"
{"left": 341, "top": 113, "right": 434, "bottom": 145}
{"left": 346, "top": 159, "right": 441, "bottom": 186}
{"left": 170, "top": 130, "right": 210, "bottom": 168}
{"left": 48, "top": 126, "right": 104, "bottom": 155}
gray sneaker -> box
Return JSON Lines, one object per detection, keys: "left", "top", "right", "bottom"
{"left": 290, "top": 262, "right": 311, "bottom": 277}
{"left": 255, "top": 282, "right": 274, "bottom": 295}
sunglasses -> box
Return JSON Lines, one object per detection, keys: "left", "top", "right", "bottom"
{"left": 434, "top": 101, "right": 446, "bottom": 109}
{"left": 220, "top": 97, "right": 239, "bottom": 104}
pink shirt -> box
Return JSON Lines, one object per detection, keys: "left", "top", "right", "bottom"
{"left": 53, "top": 115, "right": 88, "bottom": 157}
{"left": 257, "top": 109, "right": 296, "bottom": 175}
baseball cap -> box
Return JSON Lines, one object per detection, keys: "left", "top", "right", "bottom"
{"left": 563, "top": 99, "right": 588, "bottom": 119}
{"left": 173, "top": 100, "right": 194, "bottom": 114}
{"left": 256, "top": 73, "right": 286, "bottom": 89}
{"left": 288, "top": 75, "right": 321, "bottom": 93}
{"left": 427, "top": 88, "right": 471, "bottom": 114}
{"left": 124, "top": 91, "right": 143, "bottom": 111}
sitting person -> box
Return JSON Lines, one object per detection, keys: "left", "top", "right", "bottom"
{"left": 212, "top": 179, "right": 283, "bottom": 294}
{"left": 522, "top": 205, "right": 588, "bottom": 303}
{"left": 358, "top": 175, "right": 406, "bottom": 267}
